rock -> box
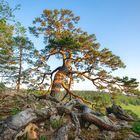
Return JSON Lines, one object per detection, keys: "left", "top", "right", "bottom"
{"left": 52, "top": 123, "right": 72, "bottom": 140}
{"left": 50, "top": 115, "right": 61, "bottom": 121}
{"left": 98, "top": 130, "right": 115, "bottom": 140}
{"left": 108, "top": 113, "right": 117, "bottom": 121}
{"left": 106, "top": 104, "right": 134, "bottom": 121}
{"left": 100, "top": 116, "right": 114, "bottom": 126}
{"left": 116, "top": 120, "right": 132, "bottom": 129}
{"left": 88, "top": 124, "right": 99, "bottom": 130}
{"left": 124, "top": 134, "right": 140, "bottom": 140}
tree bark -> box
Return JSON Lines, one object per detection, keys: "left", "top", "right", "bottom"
{"left": 50, "top": 59, "right": 72, "bottom": 99}
{"left": 50, "top": 68, "right": 65, "bottom": 97}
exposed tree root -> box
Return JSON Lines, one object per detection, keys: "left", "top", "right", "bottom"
{"left": 81, "top": 113, "right": 119, "bottom": 131}
{"left": 106, "top": 104, "right": 134, "bottom": 121}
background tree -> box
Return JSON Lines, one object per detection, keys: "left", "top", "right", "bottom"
{"left": 29, "top": 9, "right": 139, "bottom": 102}
{"left": 0, "top": 1, "right": 36, "bottom": 91}
{"left": 0, "top": 0, "right": 20, "bottom": 21}
{"left": 0, "top": 0, "right": 17, "bottom": 83}
{"left": 11, "top": 22, "right": 35, "bottom": 92}
{"left": 24, "top": 49, "right": 51, "bottom": 92}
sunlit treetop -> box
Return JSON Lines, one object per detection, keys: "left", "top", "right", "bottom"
{"left": 30, "top": 9, "right": 125, "bottom": 71}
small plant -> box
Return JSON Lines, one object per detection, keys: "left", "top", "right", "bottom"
{"left": 39, "top": 135, "right": 48, "bottom": 140}
{"left": 21, "top": 134, "right": 28, "bottom": 140}
{"left": 50, "top": 118, "right": 63, "bottom": 129}
{"left": 10, "top": 107, "right": 21, "bottom": 115}
{"left": 132, "top": 121, "right": 140, "bottom": 134}
{"left": 0, "top": 82, "right": 6, "bottom": 93}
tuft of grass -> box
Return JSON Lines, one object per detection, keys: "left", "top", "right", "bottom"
{"left": 39, "top": 135, "right": 48, "bottom": 140}
{"left": 10, "top": 107, "right": 21, "bottom": 115}
{"left": 50, "top": 118, "right": 63, "bottom": 129}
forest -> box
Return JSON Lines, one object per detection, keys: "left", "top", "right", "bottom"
{"left": 0, "top": 0, "right": 140, "bottom": 140}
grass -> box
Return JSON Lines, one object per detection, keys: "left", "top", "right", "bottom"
{"left": 132, "top": 121, "right": 140, "bottom": 134}
{"left": 121, "top": 104, "right": 140, "bottom": 118}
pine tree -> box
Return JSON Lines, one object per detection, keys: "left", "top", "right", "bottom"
{"left": 29, "top": 9, "right": 139, "bottom": 101}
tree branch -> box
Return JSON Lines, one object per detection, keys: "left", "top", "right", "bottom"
{"left": 38, "top": 66, "right": 62, "bottom": 85}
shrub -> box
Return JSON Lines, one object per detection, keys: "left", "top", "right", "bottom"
{"left": 132, "top": 121, "right": 140, "bottom": 134}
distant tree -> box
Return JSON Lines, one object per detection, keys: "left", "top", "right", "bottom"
{"left": 30, "top": 9, "right": 139, "bottom": 102}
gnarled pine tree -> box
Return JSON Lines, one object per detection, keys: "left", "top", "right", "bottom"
{"left": 30, "top": 9, "right": 139, "bottom": 103}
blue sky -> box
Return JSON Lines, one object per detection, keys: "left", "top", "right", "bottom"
{"left": 7, "top": 0, "right": 140, "bottom": 90}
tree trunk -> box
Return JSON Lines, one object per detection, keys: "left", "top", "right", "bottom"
{"left": 50, "top": 59, "right": 72, "bottom": 99}
{"left": 17, "top": 46, "right": 22, "bottom": 93}
{"left": 50, "top": 69, "right": 65, "bottom": 97}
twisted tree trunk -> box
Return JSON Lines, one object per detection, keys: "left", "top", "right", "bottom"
{"left": 50, "top": 58, "right": 72, "bottom": 99}
{"left": 50, "top": 68, "right": 65, "bottom": 97}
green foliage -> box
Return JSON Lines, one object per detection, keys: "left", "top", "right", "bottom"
{"left": 39, "top": 135, "right": 48, "bottom": 140}
{"left": 121, "top": 104, "right": 140, "bottom": 118}
{"left": 0, "top": 0, "right": 19, "bottom": 84}
{"left": 0, "top": 20, "right": 14, "bottom": 71}
{"left": 0, "top": 82, "right": 6, "bottom": 92}
{"left": 21, "top": 134, "right": 28, "bottom": 140}
{"left": 115, "top": 76, "right": 139, "bottom": 94}
{"left": 10, "top": 107, "right": 21, "bottom": 115}
{"left": 22, "top": 135, "right": 48, "bottom": 140}
{"left": 50, "top": 118, "right": 63, "bottom": 129}
{"left": 75, "top": 91, "right": 140, "bottom": 106}
{"left": 125, "top": 109, "right": 139, "bottom": 120}
{"left": 132, "top": 121, "right": 140, "bottom": 134}
{"left": 0, "top": 0, "right": 20, "bottom": 21}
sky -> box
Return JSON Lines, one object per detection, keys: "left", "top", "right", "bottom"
{"left": 6, "top": 0, "right": 140, "bottom": 90}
